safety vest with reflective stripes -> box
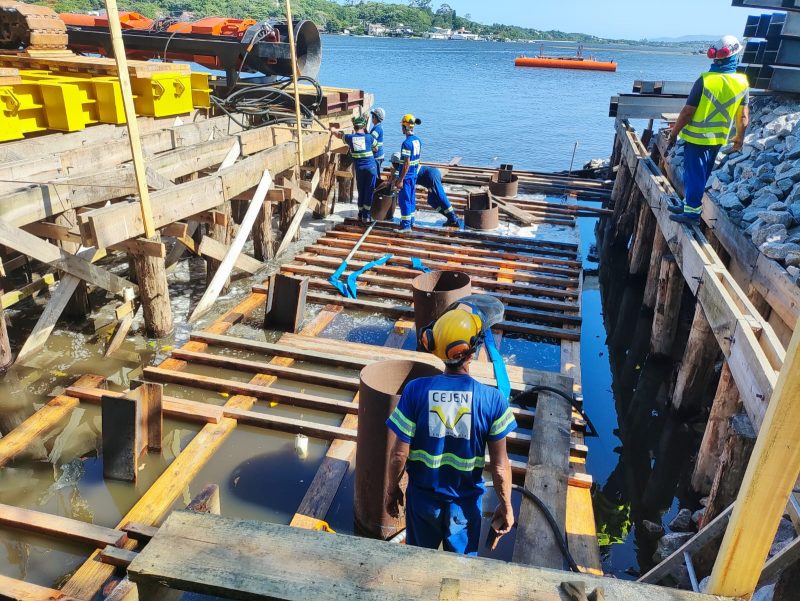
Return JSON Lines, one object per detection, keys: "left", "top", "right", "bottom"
{"left": 679, "top": 72, "right": 749, "bottom": 146}
{"left": 345, "top": 132, "right": 379, "bottom": 166}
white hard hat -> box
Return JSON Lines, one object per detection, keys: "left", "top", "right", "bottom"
{"left": 371, "top": 107, "right": 385, "bottom": 122}
{"left": 391, "top": 151, "right": 402, "bottom": 166}
{"left": 709, "top": 35, "right": 743, "bottom": 60}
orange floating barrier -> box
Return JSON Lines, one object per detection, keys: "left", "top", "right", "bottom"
{"left": 514, "top": 56, "right": 617, "bottom": 72}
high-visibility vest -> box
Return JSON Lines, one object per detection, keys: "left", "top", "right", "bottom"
{"left": 679, "top": 72, "right": 749, "bottom": 146}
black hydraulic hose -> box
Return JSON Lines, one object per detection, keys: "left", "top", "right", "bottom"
{"left": 484, "top": 482, "right": 581, "bottom": 573}
{"left": 510, "top": 385, "right": 599, "bottom": 438}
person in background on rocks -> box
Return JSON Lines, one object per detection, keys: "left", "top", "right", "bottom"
{"left": 331, "top": 115, "right": 379, "bottom": 224}
{"left": 667, "top": 35, "right": 750, "bottom": 225}
{"left": 369, "top": 107, "right": 386, "bottom": 172}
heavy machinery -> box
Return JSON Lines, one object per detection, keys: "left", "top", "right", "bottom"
{"left": 0, "top": 2, "right": 322, "bottom": 88}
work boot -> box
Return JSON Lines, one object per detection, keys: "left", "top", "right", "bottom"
{"left": 667, "top": 203, "right": 685, "bottom": 214}
{"left": 669, "top": 212, "right": 701, "bottom": 225}
{"left": 362, "top": 212, "right": 375, "bottom": 225}
{"left": 444, "top": 215, "right": 462, "bottom": 228}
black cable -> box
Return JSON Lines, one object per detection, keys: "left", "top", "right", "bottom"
{"left": 485, "top": 482, "right": 581, "bottom": 573}
{"left": 510, "top": 385, "right": 599, "bottom": 438}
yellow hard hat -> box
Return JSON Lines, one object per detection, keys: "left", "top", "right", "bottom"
{"left": 401, "top": 114, "right": 421, "bottom": 126}
{"left": 420, "top": 307, "right": 483, "bottom": 364}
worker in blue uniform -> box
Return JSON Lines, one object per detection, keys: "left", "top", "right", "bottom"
{"left": 332, "top": 115, "right": 379, "bottom": 223}
{"left": 384, "top": 152, "right": 462, "bottom": 228}
{"left": 395, "top": 114, "right": 422, "bottom": 231}
{"left": 369, "top": 107, "right": 386, "bottom": 172}
{"left": 385, "top": 295, "right": 516, "bottom": 555}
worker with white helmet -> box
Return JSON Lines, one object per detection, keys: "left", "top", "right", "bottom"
{"left": 384, "top": 295, "right": 516, "bottom": 555}
{"left": 369, "top": 107, "right": 386, "bottom": 171}
{"left": 667, "top": 35, "right": 750, "bottom": 225}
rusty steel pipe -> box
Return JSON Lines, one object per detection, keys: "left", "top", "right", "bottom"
{"left": 355, "top": 359, "right": 442, "bottom": 539}
{"left": 463, "top": 191, "right": 500, "bottom": 230}
{"left": 371, "top": 192, "right": 396, "bottom": 221}
{"left": 411, "top": 270, "right": 472, "bottom": 335}
{"left": 488, "top": 171, "right": 519, "bottom": 197}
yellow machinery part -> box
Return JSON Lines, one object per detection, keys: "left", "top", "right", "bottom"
{"left": 191, "top": 72, "right": 212, "bottom": 109}
{"left": 131, "top": 71, "right": 194, "bottom": 118}
{"left": 0, "top": 82, "right": 46, "bottom": 141}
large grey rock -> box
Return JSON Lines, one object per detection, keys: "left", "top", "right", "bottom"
{"left": 790, "top": 204, "right": 800, "bottom": 223}
{"left": 718, "top": 192, "right": 744, "bottom": 211}
{"left": 774, "top": 517, "right": 795, "bottom": 544}
{"left": 752, "top": 223, "right": 788, "bottom": 247}
{"left": 668, "top": 508, "right": 694, "bottom": 533}
{"left": 778, "top": 167, "right": 800, "bottom": 183}
{"left": 777, "top": 177, "right": 796, "bottom": 194}
{"left": 642, "top": 519, "right": 665, "bottom": 539}
{"left": 786, "top": 225, "right": 800, "bottom": 244}
{"left": 752, "top": 192, "right": 781, "bottom": 208}
{"left": 652, "top": 532, "right": 694, "bottom": 563}
{"left": 788, "top": 266, "right": 800, "bottom": 280}
{"left": 788, "top": 183, "right": 800, "bottom": 204}
{"left": 786, "top": 250, "right": 800, "bottom": 267}
{"left": 787, "top": 139, "right": 800, "bottom": 160}
{"left": 760, "top": 242, "right": 800, "bottom": 260}
{"left": 769, "top": 201, "right": 788, "bottom": 211}
{"left": 758, "top": 210, "right": 793, "bottom": 227}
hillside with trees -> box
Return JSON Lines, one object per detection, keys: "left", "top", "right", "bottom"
{"left": 45, "top": 0, "right": 612, "bottom": 42}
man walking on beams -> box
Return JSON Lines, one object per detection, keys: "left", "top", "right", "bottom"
{"left": 331, "top": 115, "right": 379, "bottom": 223}
{"left": 384, "top": 295, "right": 515, "bottom": 555}
{"left": 667, "top": 35, "right": 750, "bottom": 225}
{"left": 395, "top": 114, "right": 423, "bottom": 231}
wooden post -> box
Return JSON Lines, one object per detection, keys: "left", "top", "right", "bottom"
{"left": 691, "top": 363, "right": 742, "bottom": 495}
{"left": 670, "top": 303, "right": 720, "bottom": 414}
{"left": 338, "top": 155, "right": 354, "bottom": 204}
{"left": 133, "top": 381, "right": 163, "bottom": 452}
{"left": 102, "top": 394, "right": 141, "bottom": 482}
{"left": 253, "top": 200, "right": 275, "bottom": 262}
{"left": 628, "top": 201, "right": 657, "bottom": 278}
{"left": 103, "top": 0, "right": 155, "bottom": 238}
{"left": 707, "top": 323, "right": 800, "bottom": 596}
{"left": 313, "top": 153, "right": 338, "bottom": 219}
{"left": 265, "top": 273, "right": 308, "bottom": 333}
{"left": 133, "top": 242, "right": 173, "bottom": 338}
{"left": 649, "top": 254, "right": 683, "bottom": 357}
{"left": 642, "top": 229, "right": 667, "bottom": 311}
{"left": 206, "top": 201, "right": 233, "bottom": 292}
{"left": 284, "top": 0, "right": 304, "bottom": 171}
{"left": 702, "top": 414, "right": 756, "bottom": 526}
{"left": 612, "top": 184, "right": 643, "bottom": 249}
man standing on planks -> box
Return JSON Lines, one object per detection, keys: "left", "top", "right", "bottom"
{"left": 369, "top": 107, "right": 386, "bottom": 173}
{"left": 331, "top": 115, "right": 379, "bottom": 224}
{"left": 395, "top": 114, "right": 423, "bottom": 231}
{"left": 384, "top": 296, "right": 516, "bottom": 555}
{"left": 667, "top": 35, "right": 750, "bottom": 225}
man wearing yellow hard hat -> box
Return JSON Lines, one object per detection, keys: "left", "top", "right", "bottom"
{"left": 384, "top": 295, "right": 516, "bottom": 555}
{"left": 395, "top": 114, "right": 423, "bottom": 231}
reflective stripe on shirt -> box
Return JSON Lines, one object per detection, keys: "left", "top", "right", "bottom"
{"left": 408, "top": 449, "right": 486, "bottom": 472}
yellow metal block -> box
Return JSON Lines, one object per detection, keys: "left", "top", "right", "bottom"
{"left": 38, "top": 78, "right": 98, "bottom": 132}
{"left": 132, "top": 72, "right": 193, "bottom": 117}
{"left": 91, "top": 76, "right": 126, "bottom": 124}
{"left": 190, "top": 72, "right": 211, "bottom": 109}
{"left": 0, "top": 83, "right": 47, "bottom": 141}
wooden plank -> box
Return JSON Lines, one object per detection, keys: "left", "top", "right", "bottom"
{"left": 126, "top": 511, "right": 726, "bottom": 601}
{"left": 276, "top": 193, "right": 313, "bottom": 256}
{"left": 139, "top": 382, "right": 163, "bottom": 452}
{"left": 0, "top": 502, "right": 127, "bottom": 548}
{"left": 197, "top": 236, "right": 263, "bottom": 275}
{"left": 1, "top": 273, "right": 56, "bottom": 309}
{"left": 23, "top": 222, "right": 82, "bottom": 245}
{"left": 760, "top": 534, "right": 800, "bottom": 585}
{"left": 0, "top": 374, "right": 104, "bottom": 468}
{"left": 0, "top": 574, "right": 79, "bottom": 601}
{"left": 512, "top": 390, "right": 572, "bottom": 569}
{"left": 104, "top": 312, "right": 135, "bottom": 358}
{"left": 0, "top": 221, "right": 135, "bottom": 294}
{"left": 109, "top": 238, "right": 166, "bottom": 259}
{"left": 189, "top": 170, "right": 272, "bottom": 322}
{"left": 100, "top": 545, "right": 139, "bottom": 569}
{"left": 15, "top": 275, "right": 81, "bottom": 365}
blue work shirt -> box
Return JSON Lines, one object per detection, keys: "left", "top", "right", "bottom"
{"left": 417, "top": 165, "right": 441, "bottom": 189}
{"left": 400, "top": 134, "right": 422, "bottom": 179}
{"left": 386, "top": 373, "right": 517, "bottom": 500}
{"left": 344, "top": 132, "right": 378, "bottom": 169}
{"left": 370, "top": 123, "right": 385, "bottom": 161}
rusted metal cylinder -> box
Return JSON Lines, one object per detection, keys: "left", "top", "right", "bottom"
{"left": 488, "top": 172, "right": 519, "bottom": 197}
{"left": 463, "top": 191, "right": 500, "bottom": 230}
{"left": 411, "top": 270, "right": 472, "bottom": 334}
{"left": 371, "top": 191, "right": 396, "bottom": 221}
{"left": 355, "top": 359, "right": 442, "bottom": 539}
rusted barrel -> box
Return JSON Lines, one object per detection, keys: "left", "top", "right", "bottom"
{"left": 371, "top": 192, "right": 396, "bottom": 221}
{"left": 489, "top": 166, "right": 519, "bottom": 197}
{"left": 463, "top": 191, "right": 500, "bottom": 230}
{"left": 355, "top": 359, "right": 442, "bottom": 539}
{"left": 411, "top": 270, "right": 472, "bottom": 334}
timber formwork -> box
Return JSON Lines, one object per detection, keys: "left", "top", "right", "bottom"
{"left": 0, "top": 207, "right": 604, "bottom": 598}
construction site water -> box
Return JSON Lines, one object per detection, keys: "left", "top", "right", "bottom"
{"left": 0, "top": 36, "right": 736, "bottom": 592}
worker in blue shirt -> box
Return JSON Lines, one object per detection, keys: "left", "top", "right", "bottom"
{"left": 369, "top": 107, "right": 386, "bottom": 172}
{"left": 332, "top": 115, "right": 379, "bottom": 223}
{"left": 395, "top": 114, "right": 422, "bottom": 231}
{"left": 385, "top": 153, "right": 461, "bottom": 228}
{"left": 385, "top": 295, "right": 516, "bottom": 555}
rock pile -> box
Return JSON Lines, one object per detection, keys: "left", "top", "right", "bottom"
{"left": 667, "top": 97, "right": 800, "bottom": 281}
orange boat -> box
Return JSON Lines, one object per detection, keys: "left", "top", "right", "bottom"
{"left": 515, "top": 44, "right": 617, "bottom": 72}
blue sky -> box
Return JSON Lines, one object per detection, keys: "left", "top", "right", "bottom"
{"left": 438, "top": 1, "right": 764, "bottom": 40}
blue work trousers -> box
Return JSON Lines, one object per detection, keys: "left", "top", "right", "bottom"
{"left": 405, "top": 485, "right": 482, "bottom": 555}
{"left": 682, "top": 142, "right": 721, "bottom": 215}
{"left": 426, "top": 180, "right": 455, "bottom": 215}
{"left": 399, "top": 176, "right": 418, "bottom": 227}
{"left": 355, "top": 164, "right": 378, "bottom": 212}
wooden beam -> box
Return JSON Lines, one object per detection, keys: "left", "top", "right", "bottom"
{"left": 101, "top": 394, "right": 142, "bottom": 482}
{"left": 104, "top": 312, "right": 135, "bottom": 357}
{"left": 197, "top": 236, "right": 263, "bottom": 275}
{"left": 0, "top": 221, "right": 135, "bottom": 294}
{"left": 1, "top": 273, "right": 56, "bottom": 309}
{"left": 0, "top": 501, "right": 127, "bottom": 548}
{"left": 189, "top": 170, "right": 272, "bottom": 322}
{"left": 275, "top": 193, "right": 312, "bottom": 256}
{"left": 109, "top": 238, "right": 166, "bottom": 258}
{"left": 0, "top": 574, "right": 81, "bottom": 601}
{"left": 23, "top": 222, "right": 82, "bottom": 245}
